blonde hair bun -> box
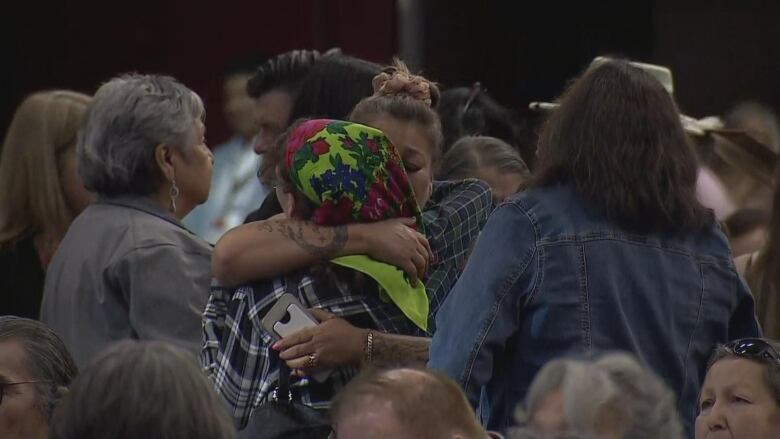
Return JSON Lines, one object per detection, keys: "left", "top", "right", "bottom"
{"left": 371, "top": 59, "right": 440, "bottom": 107}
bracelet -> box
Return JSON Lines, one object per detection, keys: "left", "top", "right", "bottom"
{"left": 365, "top": 330, "right": 374, "bottom": 363}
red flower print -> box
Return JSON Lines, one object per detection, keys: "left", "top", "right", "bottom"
{"left": 311, "top": 140, "right": 330, "bottom": 156}
{"left": 360, "top": 183, "right": 392, "bottom": 221}
{"left": 313, "top": 198, "right": 355, "bottom": 225}
{"left": 366, "top": 138, "right": 380, "bottom": 153}
{"left": 285, "top": 119, "right": 332, "bottom": 168}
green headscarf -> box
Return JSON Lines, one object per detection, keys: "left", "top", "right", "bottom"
{"left": 284, "top": 119, "right": 429, "bottom": 331}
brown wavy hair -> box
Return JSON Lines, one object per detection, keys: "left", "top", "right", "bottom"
{"left": 532, "top": 59, "right": 710, "bottom": 232}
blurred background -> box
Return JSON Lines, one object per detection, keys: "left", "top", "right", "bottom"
{"left": 2, "top": 0, "right": 778, "bottom": 145}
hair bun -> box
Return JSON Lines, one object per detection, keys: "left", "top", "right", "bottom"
{"left": 371, "top": 61, "right": 439, "bottom": 107}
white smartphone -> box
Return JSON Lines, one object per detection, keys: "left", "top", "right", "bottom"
{"left": 261, "top": 293, "right": 331, "bottom": 383}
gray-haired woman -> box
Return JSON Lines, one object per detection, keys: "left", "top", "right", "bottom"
{"left": 517, "top": 353, "right": 685, "bottom": 439}
{"left": 40, "top": 74, "right": 214, "bottom": 367}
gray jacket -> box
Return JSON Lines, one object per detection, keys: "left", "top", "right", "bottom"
{"left": 41, "top": 196, "right": 212, "bottom": 367}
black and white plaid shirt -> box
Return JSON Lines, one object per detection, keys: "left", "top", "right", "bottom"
{"left": 201, "top": 179, "right": 492, "bottom": 428}
{"left": 201, "top": 271, "right": 417, "bottom": 429}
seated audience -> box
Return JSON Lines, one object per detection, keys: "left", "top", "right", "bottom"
{"left": 203, "top": 120, "right": 433, "bottom": 431}
{"left": 0, "top": 316, "right": 77, "bottom": 439}
{"left": 0, "top": 91, "right": 92, "bottom": 319}
{"left": 518, "top": 353, "right": 684, "bottom": 439}
{"left": 185, "top": 57, "right": 268, "bottom": 244}
{"left": 696, "top": 338, "right": 780, "bottom": 439}
{"left": 49, "top": 340, "right": 235, "bottom": 439}
{"left": 438, "top": 135, "right": 530, "bottom": 203}
{"left": 40, "top": 74, "right": 214, "bottom": 366}
{"left": 331, "top": 367, "right": 504, "bottom": 439}
{"left": 428, "top": 58, "right": 760, "bottom": 436}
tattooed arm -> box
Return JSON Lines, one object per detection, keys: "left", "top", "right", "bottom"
{"left": 370, "top": 332, "right": 431, "bottom": 368}
{"left": 212, "top": 218, "right": 432, "bottom": 287}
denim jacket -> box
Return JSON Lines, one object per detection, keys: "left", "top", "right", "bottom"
{"left": 428, "top": 184, "right": 760, "bottom": 434}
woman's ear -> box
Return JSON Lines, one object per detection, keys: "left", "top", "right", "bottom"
{"left": 154, "top": 144, "right": 175, "bottom": 182}
{"left": 278, "top": 189, "right": 296, "bottom": 218}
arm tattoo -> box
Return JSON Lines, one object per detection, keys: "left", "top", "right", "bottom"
{"left": 371, "top": 334, "right": 430, "bottom": 368}
{"left": 263, "top": 221, "right": 348, "bottom": 259}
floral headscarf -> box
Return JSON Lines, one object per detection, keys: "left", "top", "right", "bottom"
{"left": 284, "top": 119, "right": 429, "bottom": 331}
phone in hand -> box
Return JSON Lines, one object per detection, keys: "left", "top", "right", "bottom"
{"left": 261, "top": 293, "right": 331, "bottom": 382}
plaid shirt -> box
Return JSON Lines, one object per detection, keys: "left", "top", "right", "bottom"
{"left": 423, "top": 179, "right": 492, "bottom": 333}
{"left": 202, "top": 271, "right": 417, "bottom": 429}
{"left": 201, "top": 179, "right": 491, "bottom": 428}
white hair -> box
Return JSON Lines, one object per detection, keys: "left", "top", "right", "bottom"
{"left": 78, "top": 73, "right": 204, "bottom": 196}
{"left": 518, "top": 353, "right": 684, "bottom": 439}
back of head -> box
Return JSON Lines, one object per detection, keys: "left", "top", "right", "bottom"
{"left": 350, "top": 59, "right": 444, "bottom": 164}
{"left": 331, "top": 367, "right": 486, "bottom": 439}
{"left": 78, "top": 73, "right": 204, "bottom": 197}
{"left": 0, "top": 316, "right": 77, "bottom": 419}
{"left": 288, "top": 53, "right": 381, "bottom": 123}
{"left": 0, "top": 91, "right": 91, "bottom": 244}
{"left": 523, "top": 353, "right": 684, "bottom": 439}
{"left": 49, "top": 340, "right": 235, "bottom": 439}
{"left": 438, "top": 85, "right": 524, "bottom": 156}
{"left": 439, "top": 135, "right": 530, "bottom": 181}
{"left": 246, "top": 49, "right": 326, "bottom": 99}
{"left": 533, "top": 59, "right": 709, "bottom": 232}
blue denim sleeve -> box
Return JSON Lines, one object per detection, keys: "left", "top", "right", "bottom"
{"left": 428, "top": 202, "right": 537, "bottom": 407}
{"left": 729, "top": 275, "right": 762, "bottom": 339}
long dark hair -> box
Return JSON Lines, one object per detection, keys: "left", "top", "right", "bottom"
{"left": 532, "top": 59, "right": 710, "bottom": 232}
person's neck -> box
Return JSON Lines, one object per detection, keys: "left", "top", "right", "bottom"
{"left": 149, "top": 190, "right": 191, "bottom": 221}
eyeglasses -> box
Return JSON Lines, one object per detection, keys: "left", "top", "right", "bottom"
{"left": 0, "top": 380, "right": 51, "bottom": 405}
{"left": 725, "top": 338, "right": 780, "bottom": 364}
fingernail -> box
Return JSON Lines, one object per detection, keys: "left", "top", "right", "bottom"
{"left": 272, "top": 342, "right": 279, "bottom": 350}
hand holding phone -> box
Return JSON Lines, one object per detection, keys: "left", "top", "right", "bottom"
{"left": 261, "top": 293, "right": 331, "bottom": 382}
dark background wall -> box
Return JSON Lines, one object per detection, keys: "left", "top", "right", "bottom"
{"left": 2, "top": 1, "right": 778, "bottom": 145}
{"left": 1, "top": 0, "right": 397, "bottom": 144}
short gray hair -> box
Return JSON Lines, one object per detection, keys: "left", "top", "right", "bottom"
{"left": 49, "top": 340, "right": 235, "bottom": 439}
{"left": 519, "top": 353, "right": 684, "bottom": 439}
{"left": 78, "top": 73, "right": 204, "bottom": 196}
{"left": 0, "top": 316, "right": 78, "bottom": 419}
{"left": 707, "top": 339, "right": 780, "bottom": 404}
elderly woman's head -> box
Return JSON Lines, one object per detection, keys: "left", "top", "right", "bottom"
{"left": 696, "top": 338, "right": 780, "bottom": 439}
{"left": 49, "top": 340, "right": 235, "bottom": 439}
{"left": 78, "top": 74, "right": 213, "bottom": 218}
{"left": 0, "top": 316, "right": 77, "bottom": 439}
{"left": 521, "top": 353, "right": 684, "bottom": 439}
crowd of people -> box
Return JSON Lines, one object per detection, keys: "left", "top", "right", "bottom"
{"left": 1, "top": 48, "right": 779, "bottom": 439}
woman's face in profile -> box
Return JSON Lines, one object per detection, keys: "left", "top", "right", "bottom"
{"left": 362, "top": 115, "right": 434, "bottom": 209}
{"left": 696, "top": 357, "right": 780, "bottom": 439}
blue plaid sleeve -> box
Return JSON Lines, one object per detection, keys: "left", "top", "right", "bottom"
{"left": 422, "top": 179, "right": 493, "bottom": 332}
